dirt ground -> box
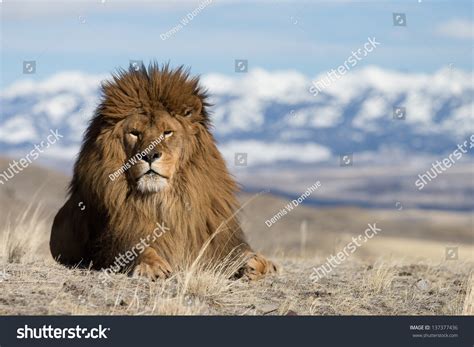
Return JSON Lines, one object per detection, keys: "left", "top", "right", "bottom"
{"left": 0, "top": 255, "right": 472, "bottom": 315}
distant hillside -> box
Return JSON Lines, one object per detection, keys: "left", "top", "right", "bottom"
{"left": 0, "top": 157, "right": 69, "bottom": 230}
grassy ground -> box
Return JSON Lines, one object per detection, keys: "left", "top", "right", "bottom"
{"left": 0, "top": 211, "right": 472, "bottom": 316}
{"left": 0, "top": 257, "right": 471, "bottom": 315}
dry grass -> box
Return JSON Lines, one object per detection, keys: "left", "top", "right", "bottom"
{"left": 1, "top": 202, "right": 48, "bottom": 264}
{"left": 0, "top": 258, "right": 471, "bottom": 316}
{"left": 0, "top": 203, "right": 472, "bottom": 316}
{"left": 462, "top": 273, "right": 473, "bottom": 315}
{"left": 363, "top": 261, "right": 396, "bottom": 294}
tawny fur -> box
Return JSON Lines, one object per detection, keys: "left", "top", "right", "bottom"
{"left": 50, "top": 63, "right": 276, "bottom": 280}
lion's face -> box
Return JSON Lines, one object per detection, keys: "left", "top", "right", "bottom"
{"left": 120, "top": 111, "right": 187, "bottom": 193}
{"left": 90, "top": 66, "right": 209, "bottom": 195}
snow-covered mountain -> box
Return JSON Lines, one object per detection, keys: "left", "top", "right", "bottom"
{"left": 1, "top": 66, "right": 472, "bottom": 168}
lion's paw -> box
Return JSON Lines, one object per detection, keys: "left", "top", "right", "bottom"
{"left": 132, "top": 248, "right": 172, "bottom": 280}
{"left": 238, "top": 252, "right": 277, "bottom": 281}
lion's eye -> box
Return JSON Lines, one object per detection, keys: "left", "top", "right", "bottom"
{"left": 163, "top": 130, "right": 173, "bottom": 138}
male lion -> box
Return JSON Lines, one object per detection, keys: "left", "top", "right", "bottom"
{"left": 50, "top": 63, "right": 276, "bottom": 280}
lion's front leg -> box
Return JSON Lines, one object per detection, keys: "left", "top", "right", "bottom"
{"left": 132, "top": 247, "right": 172, "bottom": 280}
{"left": 237, "top": 251, "right": 278, "bottom": 281}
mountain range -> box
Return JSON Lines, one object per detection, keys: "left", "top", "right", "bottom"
{"left": 1, "top": 66, "right": 472, "bottom": 169}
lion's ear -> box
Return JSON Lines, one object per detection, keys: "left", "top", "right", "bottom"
{"left": 183, "top": 96, "right": 202, "bottom": 120}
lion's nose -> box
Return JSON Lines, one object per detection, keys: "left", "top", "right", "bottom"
{"left": 144, "top": 152, "right": 162, "bottom": 164}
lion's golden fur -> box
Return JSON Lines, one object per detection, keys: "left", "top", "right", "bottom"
{"left": 50, "top": 63, "right": 254, "bottom": 272}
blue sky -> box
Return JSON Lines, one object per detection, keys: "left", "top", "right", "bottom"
{"left": 1, "top": 0, "right": 473, "bottom": 88}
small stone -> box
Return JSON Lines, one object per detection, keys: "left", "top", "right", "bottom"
{"left": 416, "top": 279, "right": 430, "bottom": 291}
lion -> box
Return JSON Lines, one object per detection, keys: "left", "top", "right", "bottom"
{"left": 50, "top": 63, "right": 276, "bottom": 281}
